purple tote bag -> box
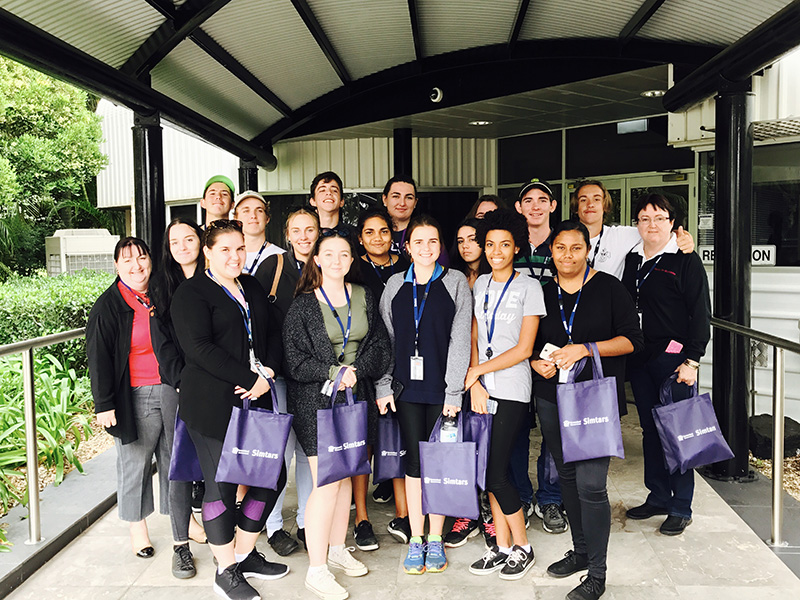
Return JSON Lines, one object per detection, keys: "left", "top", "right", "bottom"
{"left": 168, "top": 411, "right": 204, "bottom": 482}
{"left": 420, "top": 411, "right": 479, "bottom": 519}
{"left": 316, "top": 368, "right": 371, "bottom": 487}
{"left": 653, "top": 373, "right": 734, "bottom": 474}
{"left": 464, "top": 411, "right": 492, "bottom": 489}
{"left": 216, "top": 378, "right": 293, "bottom": 490}
{"left": 557, "top": 342, "right": 624, "bottom": 463}
{"left": 373, "top": 414, "right": 406, "bottom": 483}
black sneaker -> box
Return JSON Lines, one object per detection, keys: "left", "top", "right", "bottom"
{"left": 238, "top": 548, "right": 290, "bottom": 580}
{"left": 213, "top": 563, "right": 260, "bottom": 600}
{"left": 297, "top": 527, "right": 307, "bottom": 550}
{"left": 659, "top": 515, "right": 692, "bottom": 536}
{"left": 625, "top": 501, "right": 668, "bottom": 520}
{"left": 444, "top": 518, "right": 479, "bottom": 548}
{"left": 522, "top": 502, "right": 531, "bottom": 530}
{"left": 371, "top": 480, "right": 394, "bottom": 503}
{"left": 536, "top": 503, "right": 568, "bottom": 534}
{"left": 172, "top": 544, "right": 196, "bottom": 579}
{"left": 268, "top": 529, "right": 299, "bottom": 557}
{"left": 480, "top": 518, "right": 496, "bottom": 549}
{"left": 499, "top": 545, "right": 535, "bottom": 580}
{"left": 387, "top": 516, "right": 411, "bottom": 544}
{"left": 547, "top": 550, "right": 589, "bottom": 578}
{"left": 191, "top": 481, "right": 205, "bottom": 514}
{"left": 354, "top": 520, "right": 379, "bottom": 551}
{"left": 468, "top": 545, "right": 507, "bottom": 575}
{"left": 567, "top": 574, "right": 606, "bottom": 600}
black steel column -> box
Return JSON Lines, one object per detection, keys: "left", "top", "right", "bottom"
{"left": 132, "top": 110, "right": 165, "bottom": 264}
{"left": 239, "top": 158, "right": 259, "bottom": 193}
{"left": 393, "top": 128, "right": 412, "bottom": 176}
{"left": 711, "top": 83, "right": 753, "bottom": 480}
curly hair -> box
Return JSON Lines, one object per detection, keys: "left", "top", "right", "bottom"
{"left": 476, "top": 208, "right": 530, "bottom": 258}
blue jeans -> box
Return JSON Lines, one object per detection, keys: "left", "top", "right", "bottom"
{"left": 629, "top": 352, "right": 695, "bottom": 518}
{"left": 535, "top": 439, "right": 562, "bottom": 506}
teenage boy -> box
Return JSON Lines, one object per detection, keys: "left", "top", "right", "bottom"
{"left": 201, "top": 175, "right": 235, "bottom": 227}
{"left": 232, "top": 190, "right": 284, "bottom": 276}
{"left": 309, "top": 171, "right": 357, "bottom": 240}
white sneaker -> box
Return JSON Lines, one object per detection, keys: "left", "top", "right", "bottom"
{"left": 305, "top": 568, "right": 348, "bottom": 600}
{"left": 327, "top": 546, "right": 368, "bottom": 577}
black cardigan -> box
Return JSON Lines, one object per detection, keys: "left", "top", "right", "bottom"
{"left": 282, "top": 285, "right": 391, "bottom": 414}
{"left": 87, "top": 279, "right": 174, "bottom": 444}
{"left": 171, "top": 273, "right": 282, "bottom": 440}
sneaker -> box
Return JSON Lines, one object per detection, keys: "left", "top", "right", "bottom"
{"left": 403, "top": 541, "right": 426, "bottom": 574}
{"left": 444, "top": 518, "right": 480, "bottom": 548}
{"left": 479, "top": 490, "right": 493, "bottom": 522}
{"left": 172, "top": 544, "right": 196, "bottom": 579}
{"left": 305, "top": 567, "right": 349, "bottom": 600}
{"left": 566, "top": 574, "right": 606, "bottom": 600}
{"left": 480, "top": 519, "right": 496, "bottom": 549}
{"left": 297, "top": 527, "right": 307, "bottom": 550}
{"left": 238, "top": 548, "right": 290, "bottom": 580}
{"left": 522, "top": 503, "right": 531, "bottom": 530}
{"left": 468, "top": 545, "right": 507, "bottom": 575}
{"left": 387, "top": 516, "right": 411, "bottom": 544}
{"left": 371, "top": 480, "right": 394, "bottom": 503}
{"left": 659, "top": 515, "right": 692, "bottom": 536}
{"left": 424, "top": 540, "right": 447, "bottom": 573}
{"left": 191, "top": 481, "right": 205, "bottom": 514}
{"left": 214, "top": 563, "right": 260, "bottom": 600}
{"left": 499, "top": 545, "right": 535, "bottom": 580}
{"left": 625, "top": 501, "right": 668, "bottom": 520}
{"left": 547, "top": 550, "right": 589, "bottom": 578}
{"left": 353, "top": 520, "right": 379, "bottom": 551}
{"left": 268, "top": 529, "right": 299, "bottom": 557}
{"left": 536, "top": 503, "right": 568, "bottom": 534}
{"left": 328, "top": 546, "right": 368, "bottom": 577}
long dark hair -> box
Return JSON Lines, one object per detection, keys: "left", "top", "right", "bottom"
{"left": 151, "top": 218, "right": 204, "bottom": 314}
{"left": 295, "top": 230, "right": 363, "bottom": 295}
{"left": 450, "top": 217, "right": 490, "bottom": 277}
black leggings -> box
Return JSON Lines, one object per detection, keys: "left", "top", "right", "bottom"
{"left": 537, "top": 398, "right": 610, "bottom": 579}
{"left": 187, "top": 426, "right": 287, "bottom": 546}
{"left": 485, "top": 398, "right": 529, "bottom": 515}
{"left": 395, "top": 401, "right": 444, "bottom": 478}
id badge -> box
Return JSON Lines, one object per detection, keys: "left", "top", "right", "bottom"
{"left": 637, "top": 310, "right": 643, "bottom": 328}
{"left": 483, "top": 371, "right": 496, "bottom": 390}
{"left": 558, "top": 368, "right": 569, "bottom": 384}
{"left": 249, "top": 348, "right": 259, "bottom": 374}
{"left": 486, "top": 398, "right": 498, "bottom": 415}
{"left": 410, "top": 355, "right": 424, "bottom": 380}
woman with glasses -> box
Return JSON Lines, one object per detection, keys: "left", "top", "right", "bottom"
{"left": 622, "top": 194, "right": 711, "bottom": 537}
{"left": 283, "top": 230, "right": 391, "bottom": 600}
{"left": 171, "top": 219, "right": 288, "bottom": 600}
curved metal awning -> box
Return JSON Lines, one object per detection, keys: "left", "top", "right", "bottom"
{"left": 0, "top": 0, "right": 795, "bottom": 167}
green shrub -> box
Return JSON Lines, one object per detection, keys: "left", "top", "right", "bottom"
{"left": 0, "top": 270, "right": 114, "bottom": 370}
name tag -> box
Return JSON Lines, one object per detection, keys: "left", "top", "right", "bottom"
{"left": 410, "top": 355, "right": 424, "bottom": 380}
{"left": 558, "top": 368, "right": 569, "bottom": 384}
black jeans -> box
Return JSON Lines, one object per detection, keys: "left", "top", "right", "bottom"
{"left": 537, "top": 398, "right": 611, "bottom": 579}
{"left": 485, "top": 398, "right": 529, "bottom": 515}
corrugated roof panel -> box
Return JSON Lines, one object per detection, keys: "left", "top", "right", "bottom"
{"left": 308, "top": 0, "right": 416, "bottom": 80}
{"left": 0, "top": 0, "right": 164, "bottom": 68}
{"left": 418, "top": 0, "right": 520, "bottom": 57}
{"left": 151, "top": 40, "right": 283, "bottom": 140}
{"left": 520, "top": 0, "right": 641, "bottom": 40}
{"left": 638, "top": 0, "right": 795, "bottom": 46}
{"left": 202, "top": 0, "right": 342, "bottom": 110}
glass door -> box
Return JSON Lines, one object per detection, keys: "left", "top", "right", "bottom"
{"left": 626, "top": 173, "right": 695, "bottom": 231}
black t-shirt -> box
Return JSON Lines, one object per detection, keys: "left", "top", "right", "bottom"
{"left": 360, "top": 254, "right": 411, "bottom": 299}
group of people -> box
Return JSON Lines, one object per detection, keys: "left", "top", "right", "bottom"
{"left": 87, "top": 171, "right": 711, "bottom": 600}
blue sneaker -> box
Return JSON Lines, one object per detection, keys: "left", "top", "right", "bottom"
{"left": 424, "top": 540, "right": 447, "bottom": 573}
{"left": 403, "top": 541, "right": 426, "bottom": 574}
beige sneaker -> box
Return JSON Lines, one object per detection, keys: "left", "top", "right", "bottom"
{"left": 305, "top": 567, "right": 348, "bottom": 600}
{"left": 327, "top": 546, "right": 368, "bottom": 577}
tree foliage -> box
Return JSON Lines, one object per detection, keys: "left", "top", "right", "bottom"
{"left": 0, "top": 57, "right": 109, "bottom": 275}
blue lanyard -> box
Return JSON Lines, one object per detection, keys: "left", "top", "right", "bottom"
{"left": 411, "top": 264, "right": 434, "bottom": 355}
{"left": 483, "top": 272, "right": 517, "bottom": 358}
{"left": 118, "top": 279, "right": 152, "bottom": 310}
{"left": 635, "top": 255, "right": 663, "bottom": 309}
{"left": 556, "top": 264, "right": 590, "bottom": 344}
{"left": 243, "top": 241, "right": 268, "bottom": 275}
{"left": 320, "top": 285, "right": 351, "bottom": 362}
{"left": 367, "top": 254, "right": 395, "bottom": 282}
{"left": 206, "top": 270, "right": 253, "bottom": 348}
{"left": 588, "top": 226, "right": 604, "bottom": 268}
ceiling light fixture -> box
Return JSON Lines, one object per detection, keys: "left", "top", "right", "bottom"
{"left": 641, "top": 89, "right": 666, "bottom": 98}
{"left": 468, "top": 120, "right": 492, "bottom": 126}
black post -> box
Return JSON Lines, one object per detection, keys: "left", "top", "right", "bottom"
{"left": 711, "top": 82, "right": 753, "bottom": 480}
{"left": 393, "top": 128, "right": 412, "bottom": 176}
{"left": 239, "top": 158, "right": 259, "bottom": 193}
{"left": 132, "top": 110, "right": 165, "bottom": 264}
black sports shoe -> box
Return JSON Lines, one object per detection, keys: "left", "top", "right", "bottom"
{"left": 372, "top": 480, "right": 394, "bottom": 503}
{"left": 238, "top": 548, "right": 290, "bottom": 580}
{"left": 625, "top": 502, "right": 668, "bottom": 520}
{"left": 659, "top": 515, "right": 692, "bottom": 536}
{"left": 191, "top": 481, "right": 205, "bottom": 514}
{"left": 297, "top": 527, "right": 307, "bottom": 550}
{"left": 171, "top": 544, "right": 196, "bottom": 579}
{"left": 499, "top": 545, "right": 535, "bottom": 580}
{"left": 387, "top": 516, "right": 411, "bottom": 544}
{"left": 213, "top": 563, "right": 260, "bottom": 600}
{"left": 444, "top": 518, "right": 479, "bottom": 548}
{"left": 536, "top": 503, "right": 568, "bottom": 533}
{"left": 567, "top": 574, "right": 606, "bottom": 600}
{"left": 547, "top": 550, "right": 589, "bottom": 578}
{"left": 480, "top": 518, "right": 496, "bottom": 549}
{"left": 268, "top": 529, "right": 299, "bottom": 556}
{"left": 354, "top": 520, "right": 379, "bottom": 551}
{"left": 468, "top": 545, "right": 507, "bottom": 575}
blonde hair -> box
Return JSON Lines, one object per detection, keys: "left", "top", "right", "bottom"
{"left": 284, "top": 207, "right": 320, "bottom": 245}
{"left": 570, "top": 180, "right": 613, "bottom": 219}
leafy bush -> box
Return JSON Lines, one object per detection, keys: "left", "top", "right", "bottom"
{"left": 0, "top": 270, "right": 114, "bottom": 370}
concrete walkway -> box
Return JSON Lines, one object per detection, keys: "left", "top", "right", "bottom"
{"left": 6, "top": 410, "right": 800, "bottom": 600}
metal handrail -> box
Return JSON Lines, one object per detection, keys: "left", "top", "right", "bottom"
{"left": 0, "top": 328, "right": 86, "bottom": 545}
{"left": 710, "top": 316, "right": 792, "bottom": 547}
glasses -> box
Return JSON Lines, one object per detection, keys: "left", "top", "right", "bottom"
{"left": 207, "top": 219, "right": 243, "bottom": 231}
{"left": 636, "top": 216, "right": 670, "bottom": 226}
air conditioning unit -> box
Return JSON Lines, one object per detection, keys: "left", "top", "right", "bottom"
{"left": 45, "top": 229, "right": 119, "bottom": 276}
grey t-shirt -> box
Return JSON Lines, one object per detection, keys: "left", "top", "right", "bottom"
{"left": 473, "top": 273, "right": 546, "bottom": 402}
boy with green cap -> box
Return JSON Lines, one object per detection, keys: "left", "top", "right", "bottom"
{"left": 201, "top": 175, "right": 235, "bottom": 227}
